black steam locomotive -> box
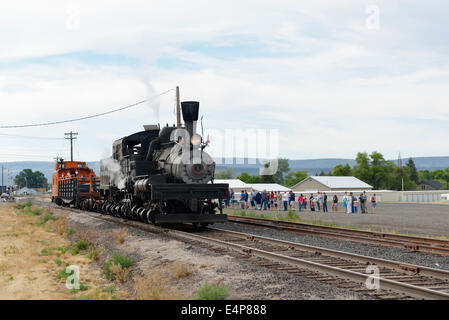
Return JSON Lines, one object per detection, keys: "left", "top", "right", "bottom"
{"left": 99, "top": 101, "right": 228, "bottom": 226}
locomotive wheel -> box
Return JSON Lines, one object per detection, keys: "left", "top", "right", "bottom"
{"left": 146, "top": 209, "right": 156, "bottom": 225}
{"left": 131, "top": 205, "right": 139, "bottom": 220}
{"left": 116, "top": 204, "right": 124, "bottom": 218}
{"left": 54, "top": 197, "right": 62, "bottom": 206}
{"left": 137, "top": 208, "right": 146, "bottom": 222}
{"left": 101, "top": 203, "right": 108, "bottom": 214}
{"left": 121, "top": 205, "right": 131, "bottom": 219}
{"left": 112, "top": 205, "right": 120, "bottom": 217}
{"left": 200, "top": 223, "right": 209, "bottom": 228}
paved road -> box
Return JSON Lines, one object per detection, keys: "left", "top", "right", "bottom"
{"left": 231, "top": 203, "right": 449, "bottom": 237}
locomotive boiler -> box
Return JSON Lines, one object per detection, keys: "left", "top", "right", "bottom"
{"left": 99, "top": 101, "right": 228, "bottom": 226}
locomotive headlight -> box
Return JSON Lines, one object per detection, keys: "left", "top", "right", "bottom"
{"left": 190, "top": 134, "right": 202, "bottom": 146}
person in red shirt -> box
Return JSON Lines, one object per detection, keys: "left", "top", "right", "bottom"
{"left": 371, "top": 194, "right": 377, "bottom": 213}
{"left": 297, "top": 194, "right": 304, "bottom": 211}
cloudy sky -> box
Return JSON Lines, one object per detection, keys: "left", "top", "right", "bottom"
{"left": 0, "top": 0, "right": 448, "bottom": 163}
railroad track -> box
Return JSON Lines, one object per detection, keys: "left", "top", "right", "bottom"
{"left": 53, "top": 205, "right": 449, "bottom": 300}
{"left": 226, "top": 215, "right": 449, "bottom": 256}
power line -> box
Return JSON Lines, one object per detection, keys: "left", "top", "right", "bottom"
{"left": 0, "top": 133, "right": 64, "bottom": 140}
{"left": 0, "top": 88, "right": 175, "bottom": 129}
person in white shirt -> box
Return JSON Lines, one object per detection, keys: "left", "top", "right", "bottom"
{"left": 282, "top": 192, "right": 289, "bottom": 211}
{"left": 346, "top": 192, "right": 353, "bottom": 214}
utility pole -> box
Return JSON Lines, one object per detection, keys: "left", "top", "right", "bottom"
{"left": 176, "top": 86, "right": 181, "bottom": 127}
{"left": 64, "top": 132, "right": 78, "bottom": 162}
{"left": 398, "top": 152, "right": 404, "bottom": 201}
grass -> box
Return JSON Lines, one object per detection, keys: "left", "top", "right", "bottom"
{"left": 55, "top": 268, "right": 74, "bottom": 280}
{"left": 75, "top": 240, "right": 89, "bottom": 250}
{"left": 40, "top": 248, "right": 51, "bottom": 256}
{"left": 227, "top": 208, "right": 449, "bottom": 240}
{"left": 70, "top": 282, "right": 89, "bottom": 293}
{"left": 193, "top": 282, "right": 229, "bottom": 300}
{"left": 73, "top": 289, "right": 116, "bottom": 300}
{"left": 101, "top": 285, "right": 116, "bottom": 294}
{"left": 226, "top": 208, "right": 364, "bottom": 230}
{"left": 23, "top": 205, "right": 43, "bottom": 216}
{"left": 16, "top": 201, "right": 32, "bottom": 210}
{"left": 41, "top": 212, "right": 56, "bottom": 224}
{"left": 54, "top": 258, "right": 63, "bottom": 267}
{"left": 67, "top": 227, "right": 75, "bottom": 236}
{"left": 57, "top": 246, "right": 69, "bottom": 254}
{"left": 104, "top": 254, "right": 134, "bottom": 281}
{"left": 87, "top": 246, "right": 103, "bottom": 261}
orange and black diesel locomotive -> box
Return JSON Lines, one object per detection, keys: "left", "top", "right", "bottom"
{"left": 52, "top": 101, "right": 228, "bottom": 226}
{"left": 51, "top": 160, "right": 100, "bottom": 209}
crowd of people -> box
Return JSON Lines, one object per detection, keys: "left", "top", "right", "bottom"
{"left": 225, "top": 189, "right": 377, "bottom": 214}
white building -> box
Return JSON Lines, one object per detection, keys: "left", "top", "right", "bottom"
{"left": 292, "top": 176, "right": 373, "bottom": 192}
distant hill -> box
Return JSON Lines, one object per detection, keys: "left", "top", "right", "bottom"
{"left": 2, "top": 156, "right": 448, "bottom": 183}
{"left": 216, "top": 156, "right": 449, "bottom": 177}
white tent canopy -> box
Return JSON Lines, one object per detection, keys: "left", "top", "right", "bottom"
{"left": 211, "top": 179, "right": 252, "bottom": 191}
{"left": 246, "top": 183, "right": 292, "bottom": 193}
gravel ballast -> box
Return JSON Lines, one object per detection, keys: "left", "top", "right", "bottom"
{"left": 214, "top": 221, "right": 449, "bottom": 271}
{"left": 49, "top": 205, "right": 370, "bottom": 300}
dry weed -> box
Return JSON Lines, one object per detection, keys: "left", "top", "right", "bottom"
{"left": 47, "top": 217, "right": 68, "bottom": 235}
{"left": 76, "top": 230, "right": 97, "bottom": 242}
{"left": 172, "top": 261, "right": 192, "bottom": 279}
{"left": 110, "top": 228, "right": 128, "bottom": 244}
{"left": 134, "top": 268, "right": 180, "bottom": 300}
{"left": 109, "top": 263, "right": 130, "bottom": 283}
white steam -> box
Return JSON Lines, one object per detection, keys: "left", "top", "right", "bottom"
{"left": 100, "top": 157, "right": 127, "bottom": 189}
{"left": 141, "top": 78, "right": 160, "bottom": 119}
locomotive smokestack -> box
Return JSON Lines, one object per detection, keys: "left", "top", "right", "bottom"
{"left": 181, "top": 101, "right": 199, "bottom": 138}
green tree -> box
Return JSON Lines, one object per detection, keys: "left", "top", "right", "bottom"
{"left": 14, "top": 169, "right": 48, "bottom": 189}
{"left": 418, "top": 169, "right": 432, "bottom": 182}
{"left": 352, "top": 152, "right": 371, "bottom": 184}
{"left": 237, "top": 172, "right": 261, "bottom": 183}
{"left": 434, "top": 167, "right": 449, "bottom": 189}
{"left": 406, "top": 158, "right": 418, "bottom": 184}
{"left": 285, "top": 170, "right": 308, "bottom": 188}
{"left": 369, "top": 152, "right": 390, "bottom": 190}
{"left": 389, "top": 166, "right": 417, "bottom": 191}
{"left": 273, "top": 158, "right": 290, "bottom": 185}
{"left": 215, "top": 168, "right": 233, "bottom": 179}
{"left": 260, "top": 174, "right": 275, "bottom": 183}
{"left": 332, "top": 163, "right": 352, "bottom": 176}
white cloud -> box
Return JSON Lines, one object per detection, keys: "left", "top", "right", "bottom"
{"left": 0, "top": 0, "right": 448, "bottom": 163}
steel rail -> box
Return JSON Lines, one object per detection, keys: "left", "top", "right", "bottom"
{"left": 227, "top": 215, "right": 449, "bottom": 255}
{"left": 171, "top": 228, "right": 449, "bottom": 300}
{"left": 53, "top": 206, "right": 449, "bottom": 300}
{"left": 209, "top": 227, "right": 449, "bottom": 281}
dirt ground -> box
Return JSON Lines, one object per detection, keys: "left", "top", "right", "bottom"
{"left": 0, "top": 203, "right": 120, "bottom": 300}
{"left": 49, "top": 204, "right": 365, "bottom": 300}
{"left": 0, "top": 198, "right": 371, "bottom": 300}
